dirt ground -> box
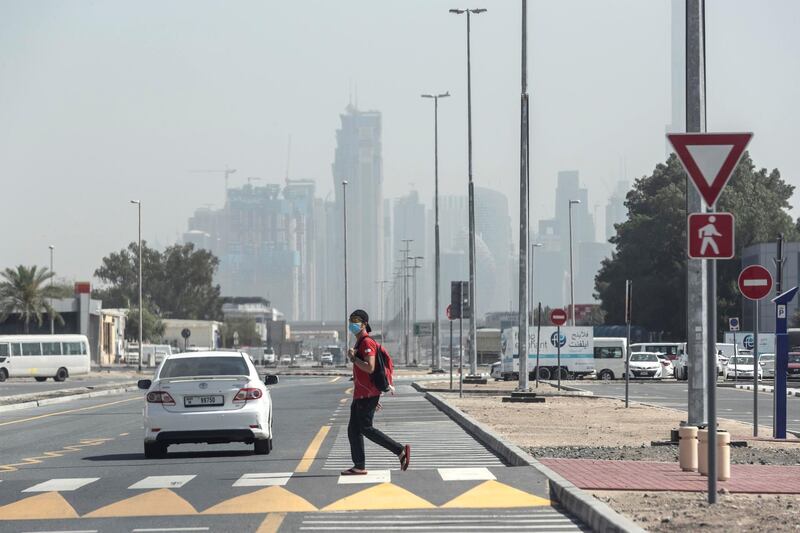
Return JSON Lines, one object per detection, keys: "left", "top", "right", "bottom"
{"left": 435, "top": 390, "right": 800, "bottom": 531}
{"left": 593, "top": 491, "right": 800, "bottom": 532}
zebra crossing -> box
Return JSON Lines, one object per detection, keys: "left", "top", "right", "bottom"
{"left": 295, "top": 508, "right": 587, "bottom": 532}
{"left": 324, "top": 387, "right": 505, "bottom": 470}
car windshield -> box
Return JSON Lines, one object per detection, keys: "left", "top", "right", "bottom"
{"left": 759, "top": 355, "right": 775, "bottom": 362}
{"left": 630, "top": 353, "right": 657, "bottom": 362}
{"left": 159, "top": 356, "right": 249, "bottom": 378}
{"left": 789, "top": 354, "right": 800, "bottom": 364}
{"left": 729, "top": 357, "right": 754, "bottom": 365}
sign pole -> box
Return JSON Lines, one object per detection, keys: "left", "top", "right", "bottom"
{"left": 625, "top": 280, "right": 632, "bottom": 408}
{"left": 706, "top": 252, "right": 718, "bottom": 502}
{"left": 459, "top": 316, "right": 463, "bottom": 399}
{"left": 535, "top": 302, "right": 542, "bottom": 389}
{"left": 733, "top": 331, "right": 737, "bottom": 383}
{"left": 557, "top": 325, "right": 562, "bottom": 391}
{"left": 754, "top": 300, "right": 759, "bottom": 437}
{"left": 449, "top": 318, "right": 454, "bottom": 390}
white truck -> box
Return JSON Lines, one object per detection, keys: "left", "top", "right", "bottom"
{"left": 500, "top": 326, "right": 594, "bottom": 380}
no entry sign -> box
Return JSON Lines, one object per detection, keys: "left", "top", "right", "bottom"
{"left": 550, "top": 308, "right": 567, "bottom": 326}
{"left": 738, "top": 265, "right": 773, "bottom": 301}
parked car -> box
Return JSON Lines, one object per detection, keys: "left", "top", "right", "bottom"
{"left": 320, "top": 352, "right": 334, "bottom": 365}
{"left": 280, "top": 355, "right": 292, "bottom": 365}
{"left": 789, "top": 352, "right": 800, "bottom": 380}
{"left": 655, "top": 353, "right": 675, "bottom": 378}
{"left": 138, "top": 351, "right": 278, "bottom": 458}
{"left": 628, "top": 352, "right": 664, "bottom": 379}
{"left": 759, "top": 353, "right": 775, "bottom": 379}
{"left": 490, "top": 361, "right": 502, "bottom": 381}
{"left": 724, "top": 355, "right": 763, "bottom": 381}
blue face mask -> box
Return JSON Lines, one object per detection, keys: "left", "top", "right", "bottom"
{"left": 348, "top": 322, "right": 362, "bottom": 335}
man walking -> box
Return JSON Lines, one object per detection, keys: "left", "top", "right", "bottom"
{"left": 341, "top": 309, "right": 410, "bottom": 475}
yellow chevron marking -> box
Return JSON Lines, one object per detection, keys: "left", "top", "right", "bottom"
{"left": 0, "top": 492, "right": 80, "bottom": 520}
{"left": 441, "top": 480, "right": 551, "bottom": 508}
{"left": 203, "top": 486, "right": 316, "bottom": 514}
{"left": 322, "top": 483, "right": 435, "bottom": 511}
{"left": 85, "top": 489, "right": 197, "bottom": 517}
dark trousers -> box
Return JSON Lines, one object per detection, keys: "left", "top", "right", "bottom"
{"left": 348, "top": 396, "right": 403, "bottom": 469}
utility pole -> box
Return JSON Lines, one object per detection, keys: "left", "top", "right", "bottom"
{"left": 342, "top": 181, "right": 349, "bottom": 349}
{"left": 421, "top": 91, "right": 450, "bottom": 372}
{"left": 450, "top": 7, "right": 486, "bottom": 377}
{"left": 517, "top": 0, "right": 531, "bottom": 391}
{"left": 568, "top": 199, "right": 581, "bottom": 325}
{"left": 410, "top": 256, "right": 424, "bottom": 364}
{"left": 130, "top": 200, "right": 143, "bottom": 374}
{"left": 49, "top": 245, "right": 55, "bottom": 334}
{"left": 401, "top": 239, "right": 413, "bottom": 365}
{"left": 686, "top": 0, "right": 709, "bottom": 432}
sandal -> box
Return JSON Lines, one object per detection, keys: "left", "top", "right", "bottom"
{"left": 340, "top": 467, "right": 368, "bottom": 475}
{"left": 399, "top": 444, "right": 411, "bottom": 471}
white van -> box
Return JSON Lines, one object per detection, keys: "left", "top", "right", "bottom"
{"left": 593, "top": 338, "right": 627, "bottom": 380}
{"left": 0, "top": 335, "right": 91, "bottom": 382}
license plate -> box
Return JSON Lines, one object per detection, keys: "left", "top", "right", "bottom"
{"left": 184, "top": 395, "right": 224, "bottom": 407}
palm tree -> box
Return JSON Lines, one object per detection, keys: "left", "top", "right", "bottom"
{"left": 0, "top": 265, "right": 64, "bottom": 333}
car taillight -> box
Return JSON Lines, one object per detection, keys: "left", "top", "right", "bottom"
{"left": 234, "top": 388, "right": 263, "bottom": 402}
{"left": 146, "top": 391, "right": 176, "bottom": 405}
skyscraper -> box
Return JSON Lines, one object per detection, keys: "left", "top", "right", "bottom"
{"left": 331, "top": 105, "right": 384, "bottom": 316}
{"left": 605, "top": 180, "right": 629, "bottom": 241}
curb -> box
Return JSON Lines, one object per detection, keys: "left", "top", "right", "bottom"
{"left": 421, "top": 390, "right": 645, "bottom": 533}
{"left": 414, "top": 385, "right": 593, "bottom": 397}
{"left": 0, "top": 385, "right": 139, "bottom": 413}
{"left": 734, "top": 384, "right": 800, "bottom": 397}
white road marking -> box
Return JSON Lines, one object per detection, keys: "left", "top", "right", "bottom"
{"left": 233, "top": 472, "right": 293, "bottom": 487}
{"left": 132, "top": 529, "right": 210, "bottom": 532}
{"left": 437, "top": 467, "right": 496, "bottom": 481}
{"left": 23, "top": 478, "right": 100, "bottom": 492}
{"left": 129, "top": 475, "right": 196, "bottom": 489}
{"left": 21, "top": 530, "right": 98, "bottom": 533}
{"left": 337, "top": 469, "right": 390, "bottom": 484}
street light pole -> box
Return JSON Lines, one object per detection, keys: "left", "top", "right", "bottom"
{"left": 421, "top": 91, "right": 450, "bottom": 372}
{"left": 342, "top": 181, "right": 349, "bottom": 350}
{"left": 411, "top": 256, "right": 424, "bottom": 365}
{"left": 130, "top": 200, "right": 142, "bottom": 373}
{"left": 49, "top": 245, "right": 55, "bottom": 334}
{"left": 376, "top": 280, "right": 389, "bottom": 340}
{"left": 517, "top": 0, "right": 530, "bottom": 391}
{"left": 401, "top": 239, "right": 413, "bottom": 365}
{"left": 530, "top": 242, "right": 543, "bottom": 322}
{"left": 568, "top": 199, "right": 581, "bottom": 326}
{"left": 450, "top": 7, "right": 486, "bottom": 377}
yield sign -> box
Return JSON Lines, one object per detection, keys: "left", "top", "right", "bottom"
{"left": 667, "top": 133, "right": 753, "bottom": 207}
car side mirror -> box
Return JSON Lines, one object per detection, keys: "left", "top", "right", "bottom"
{"left": 263, "top": 374, "right": 279, "bottom": 386}
{"left": 137, "top": 379, "right": 152, "bottom": 390}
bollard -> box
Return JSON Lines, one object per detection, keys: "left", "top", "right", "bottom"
{"left": 679, "top": 426, "right": 699, "bottom": 472}
{"left": 717, "top": 430, "right": 731, "bottom": 481}
{"left": 698, "top": 429, "right": 709, "bottom": 476}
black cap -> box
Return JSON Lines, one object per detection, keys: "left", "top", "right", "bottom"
{"left": 349, "top": 309, "right": 372, "bottom": 332}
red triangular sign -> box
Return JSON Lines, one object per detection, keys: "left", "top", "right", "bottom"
{"left": 667, "top": 133, "right": 753, "bottom": 207}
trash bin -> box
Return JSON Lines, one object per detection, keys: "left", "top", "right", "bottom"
{"left": 698, "top": 429, "right": 708, "bottom": 475}
{"left": 717, "top": 430, "right": 731, "bottom": 481}
{"left": 679, "top": 426, "right": 698, "bottom": 472}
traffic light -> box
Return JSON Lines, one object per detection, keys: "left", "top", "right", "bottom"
{"left": 450, "top": 281, "right": 471, "bottom": 319}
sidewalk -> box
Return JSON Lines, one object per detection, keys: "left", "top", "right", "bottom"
{"left": 540, "top": 458, "right": 800, "bottom": 494}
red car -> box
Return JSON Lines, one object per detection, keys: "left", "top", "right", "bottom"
{"left": 788, "top": 352, "right": 800, "bottom": 380}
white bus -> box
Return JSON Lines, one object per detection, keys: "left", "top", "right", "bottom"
{"left": 0, "top": 335, "right": 91, "bottom": 382}
{"left": 593, "top": 338, "right": 627, "bottom": 380}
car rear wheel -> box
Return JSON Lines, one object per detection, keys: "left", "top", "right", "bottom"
{"left": 536, "top": 367, "right": 551, "bottom": 380}
{"left": 35, "top": 377, "right": 48, "bottom": 382}
{"left": 254, "top": 438, "right": 272, "bottom": 455}
{"left": 598, "top": 369, "right": 614, "bottom": 381}
{"left": 0, "top": 368, "right": 7, "bottom": 382}
{"left": 144, "top": 442, "right": 167, "bottom": 459}
{"left": 557, "top": 367, "right": 570, "bottom": 381}
{"left": 54, "top": 367, "right": 68, "bottom": 382}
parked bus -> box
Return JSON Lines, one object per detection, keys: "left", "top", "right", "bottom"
{"left": 593, "top": 337, "right": 627, "bottom": 380}
{"left": 0, "top": 335, "right": 91, "bottom": 382}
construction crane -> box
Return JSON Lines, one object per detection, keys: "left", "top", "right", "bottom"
{"left": 188, "top": 166, "right": 237, "bottom": 205}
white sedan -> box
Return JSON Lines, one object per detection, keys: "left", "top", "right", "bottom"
{"left": 724, "top": 355, "right": 763, "bottom": 381}
{"left": 627, "top": 352, "right": 665, "bottom": 379}
{"left": 138, "top": 351, "right": 277, "bottom": 458}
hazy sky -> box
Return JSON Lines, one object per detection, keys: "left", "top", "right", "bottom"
{"left": 1, "top": 0, "right": 798, "bottom": 282}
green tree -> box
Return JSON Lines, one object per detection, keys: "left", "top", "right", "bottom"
{"left": 124, "top": 306, "right": 166, "bottom": 342}
{"left": 220, "top": 317, "right": 261, "bottom": 348}
{"left": 596, "top": 153, "right": 797, "bottom": 338}
{"left": 0, "top": 266, "right": 64, "bottom": 333}
{"left": 94, "top": 242, "right": 222, "bottom": 320}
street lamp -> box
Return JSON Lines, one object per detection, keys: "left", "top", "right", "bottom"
{"left": 530, "top": 242, "right": 543, "bottom": 320}
{"left": 130, "top": 200, "right": 142, "bottom": 373}
{"left": 376, "top": 280, "right": 390, "bottom": 340}
{"left": 49, "top": 245, "right": 55, "bottom": 334}
{"left": 342, "top": 180, "right": 349, "bottom": 350}
{"left": 400, "top": 239, "right": 414, "bottom": 365}
{"left": 568, "top": 199, "right": 581, "bottom": 326}
{"left": 409, "top": 256, "right": 424, "bottom": 364}
{"left": 450, "top": 7, "right": 486, "bottom": 377}
{"left": 421, "top": 91, "right": 450, "bottom": 372}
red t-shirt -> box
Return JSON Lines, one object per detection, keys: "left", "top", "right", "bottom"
{"left": 353, "top": 334, "right": 381, "bottom": 399}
